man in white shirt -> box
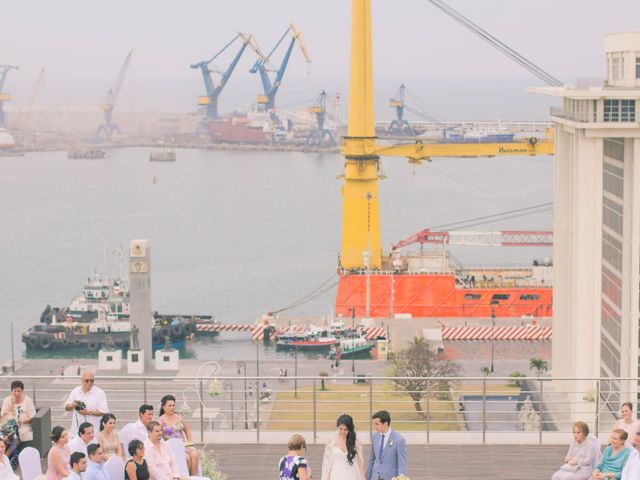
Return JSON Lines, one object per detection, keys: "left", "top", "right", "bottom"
{"left": 128, "top": 404, "right": 155, "bottom": 444}
{"left": 68, "top": 422, "right": 98, "bottom": 456}
{"left": 622, "top": 430, "right": 640, "bottom": 479}
{"left": 64, "top": 371, "right": 109, "bottom": 436}
{"left": 64, "top": 452, "right": 87, "bottom": 480}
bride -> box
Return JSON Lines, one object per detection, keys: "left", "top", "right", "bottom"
{"left": 321, "top": 414, "right": 365, "bottom": 480}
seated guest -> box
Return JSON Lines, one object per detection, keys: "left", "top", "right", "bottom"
{"left": 613, "top": 403, "right": 640, "bottom": 446}
{"left": 97, "top": 413, "right": 124, "bottom": 460}
{"left": 68, "top": 422, "right": 98, "bottom": 456}
{"left": 128, "top": 405, "right": 154, "bottom": 444}
{"left": 0, "top": 437, "right": 18, "bottom": 480}
{"left": 622, "top": 430, "right": 640, "bottom": 479}
{"left": 551, "top": 421, "right": 595, "bottom": 480}
{"left": 592, "top": 429, "right": 630, "bottom": 480}
{"left": 279, "top": 434, "right": 310, "bottom": 480}
{"left": 65, "top": 452, "right": 87, "bottom": 480}
{"left": 46, "top": 427, "right": 71, "bottom": 480}
{"left": 159, "top": 395, "right": 199, "bottom": 475}
{"left": 143, "top": 421, "right": 180, "bottom": 480}
{"left": 125, "top": 440, "right": 150, "bottom": 480}
{"left": 84, "top": 444, "right": 108, "bottom": 480}
{"left": 1, "top": 380, "right": 36, "bottom": 446}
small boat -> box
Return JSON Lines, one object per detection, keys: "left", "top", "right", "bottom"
{"left": 149, "top": 151, "right": 176, "bottom": 162}
{"left": 68, "top": 149, "right": 107, "bottom": 159}
{"left": 329, "top": 332, "right": 376, "bottom": 359}
{"left": 275, "top": 331, "right": 338, "bottom": 351}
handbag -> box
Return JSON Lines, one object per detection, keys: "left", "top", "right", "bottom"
{"left": 560, "top": 463, "right": 580, "bottom": 472}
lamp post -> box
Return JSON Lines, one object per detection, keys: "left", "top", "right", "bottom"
{"left": 223, "top": 380, "right": 234, "bottom": 431}
{"left": 294, "top": 346, "right": 298, "bottom": 399}
{"left": 256, "top": 342, "right": 260, "bottom": 377}
{"left": 490, "top": 307, "right": 496, "bottom": 373}
{"left": 236, "top": 361, "right": 248, "bottom": 430}
{"left": 351, "top": 307, "right": 356, "bottom": 375}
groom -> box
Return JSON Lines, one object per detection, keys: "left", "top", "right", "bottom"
{"left": 366, "top": 410, "right": 408, "bottom": 480}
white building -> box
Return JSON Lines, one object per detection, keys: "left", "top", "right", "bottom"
{"left": 531, "top": 32, "right": 640, "bottom": 409}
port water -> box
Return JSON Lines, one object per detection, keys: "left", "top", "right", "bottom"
{"left": 0, "top": 147, "right": 552, "bottom": 361}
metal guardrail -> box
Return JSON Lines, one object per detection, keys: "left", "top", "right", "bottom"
{"left": 6, "top": 375, "right": 635, "bottom": 444}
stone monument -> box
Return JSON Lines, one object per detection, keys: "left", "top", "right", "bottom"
{"left": 128, "top": 239, "right": 153, "bottom": 369}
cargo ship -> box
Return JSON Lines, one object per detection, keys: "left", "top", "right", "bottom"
{"left": 335, "top": 249, "right": 553, "bottom": 319}
{"left": 207, "top": 115, "right": 269, "bottom": 144}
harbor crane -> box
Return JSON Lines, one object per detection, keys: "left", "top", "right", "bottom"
{"left": 191, "top": 33, "right": 256, "bottom": 119}
{"left": 306, "top": 90, "right": 336, "bottom": 147}
{"left": 18, "top": 67, "right": 45, "bottom": 131}
{"left": 0, "top": 64, "right": 19, "bottom": 128}
{"left": 388, "top": 84, "right": 416, "bottom": 136}
{"left": 339, "top": 0, "right": 557, "bottom": 270}
{"left": 95, "top": 50, "right": 133, "bottom": 140}
{"left": 249, "top": 23, "right": 311, "bottom": 120}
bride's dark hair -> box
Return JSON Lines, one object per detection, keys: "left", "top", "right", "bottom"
{"left": 337, "top": 414, "right": 357, "bottom": 465}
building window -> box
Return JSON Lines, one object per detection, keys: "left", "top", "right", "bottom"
{"left": 636, "top": 56, "right": 640, "bottom": 79}
{"left": 603, "top": 162, "right": 624, "bottom": 198}
{"left": 604, "top": 138, "right": 625, "bottom": 162}
{"left": 612, "top": 56, "right": 620, "bottom": 80}
{"left": 602, "top": 265, "right": 623, "bottom": 309}
{"left": 603, "top": 197, "right": 624, "bottom": 235}
{"left": 604, "top": 99, "right": 636, "bottom": 122}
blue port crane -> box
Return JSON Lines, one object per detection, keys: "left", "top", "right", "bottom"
{"left": 191, "top": 33, "right": 257, "bottom": 119}
{"left": 0, "top": 64, "right": 19, "bottom": 128}
{"left": 95, "top": 50, "right": 133, "bottom": 140}
{"left": 307, "top": 90, "right": 336, "bottom": 147}
{"left": 249, "top": 23, "right": 311, "bottom": 118}
{"left": 387, "top": 84, "right": 416, "bottom": 136}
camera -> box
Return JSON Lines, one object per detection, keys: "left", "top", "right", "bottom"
{"left": 74, "top": 400, "right": 86, "bottom": 411}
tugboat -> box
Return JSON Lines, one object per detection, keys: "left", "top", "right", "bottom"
{"left": 22, "top": 272, "right": 215, "bottom": 351}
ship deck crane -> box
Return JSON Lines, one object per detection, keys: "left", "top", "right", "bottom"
{"left": 191, "top": 33, "right": 256, "bottom": 119}
{"left": 249, "top": 23, "right": 311, "bottom": 120}
{"left": 95, "top": 50, "right": 133, "bottom": 140}
{"left": 0, "top": 64, "right": 19, "bottom": 128}
{"left": 340, "top": 0, "right": 557, "bottom": 270}
{"left": 306, "top": 90, "right": 336, "bottom": 147}
{"left": 392, "top": 229, "right": 553, "bottom": 250}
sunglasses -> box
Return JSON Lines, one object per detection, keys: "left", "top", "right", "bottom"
{"left": 83, "top": 379, "right": 95, "bottom": 383}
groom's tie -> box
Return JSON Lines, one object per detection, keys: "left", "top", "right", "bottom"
{"left": 379, "top": 434, "right": 385, "bottom": 461}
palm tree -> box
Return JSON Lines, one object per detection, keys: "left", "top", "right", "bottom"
{"left": 529, "top": 358, "right": 548, "bottom": 376}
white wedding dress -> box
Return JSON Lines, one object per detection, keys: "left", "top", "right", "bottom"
{"left": 321, "top": 432, "right": 364, "bottom": 480}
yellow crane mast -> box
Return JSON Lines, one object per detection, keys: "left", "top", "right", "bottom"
{"left": 340, "top": 0, "right": 554, "bottom": 270}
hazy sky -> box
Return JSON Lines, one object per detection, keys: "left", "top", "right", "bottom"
{"left": 2, "top": 0, "right": 639, "bottom": 118}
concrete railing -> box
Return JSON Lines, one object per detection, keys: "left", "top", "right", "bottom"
{"left": 8, "top": 375, "right": 635, "bottom": 445}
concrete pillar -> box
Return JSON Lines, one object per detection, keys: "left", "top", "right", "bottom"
{"left": 129, "top": 239, "right": 153, "bottom": 368}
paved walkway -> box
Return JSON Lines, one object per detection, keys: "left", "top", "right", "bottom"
{"left": 210, "top": 443, "right": 565, "bottom": 479}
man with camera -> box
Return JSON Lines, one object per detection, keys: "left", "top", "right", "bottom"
{"left": 64, "top": 371, "right": 109, "bottom": 437}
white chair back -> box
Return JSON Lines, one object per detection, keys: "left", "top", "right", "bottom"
{"left": 105, "top": 455, "right": 125, "bottom": 480}
{"left": 589, "top": 433, "right": 602, "bottom": 469}
{"left": 166, "top": 438, "right": 190, "bottom": 477}
{"left": 18, "top": 447, "right": 42, "bottom": 480}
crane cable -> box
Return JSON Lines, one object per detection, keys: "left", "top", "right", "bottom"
{"left": 429, "top": 202, "right": 553, "bottom": 230}
{"left": 424, "top": 0, "right": 563, "bottom": 87}
{"left": 269, "top": 273, "right": 340, "bottom": 315}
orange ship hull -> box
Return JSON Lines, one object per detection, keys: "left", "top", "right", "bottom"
{"left": 335, "top": 272, "right": 552, "bottom": 318}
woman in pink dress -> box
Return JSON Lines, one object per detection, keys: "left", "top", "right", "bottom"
{"left": 159, "top": 394, "right": 199, "bottom": 475}
{"left": 46, "top": 426, "right": 70, "bottom": 480}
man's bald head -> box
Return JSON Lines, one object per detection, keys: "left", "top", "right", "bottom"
{"left": 81, "top": 370, "right": 95, "bottom": 391}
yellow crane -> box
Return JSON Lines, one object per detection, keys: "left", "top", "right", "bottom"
{"left": 340, "top": 0, "right": 554, "bottom": 270}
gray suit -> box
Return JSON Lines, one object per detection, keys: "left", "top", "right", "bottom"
{"left": 365, "top": 429, "right": 408, "bottom": 480}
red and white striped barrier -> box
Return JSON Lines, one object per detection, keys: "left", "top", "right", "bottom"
{"left": 196, "top": 323, "right": 388, "bottom": 341}
{"left": 441, "top": 325, "right": 552, "bottom": 341}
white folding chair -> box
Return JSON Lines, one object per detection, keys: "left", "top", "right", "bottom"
{"left": 119, "top": 423, "right": 134, "bottom": 459}
{"left": 105, "top": 455, "right": 125, "bottom": 480}
{"left": 18, "top": 447, "right": 42, "bottom": 480}
{"left": 165, "top": 438, "right": 209, "bottom": 480}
